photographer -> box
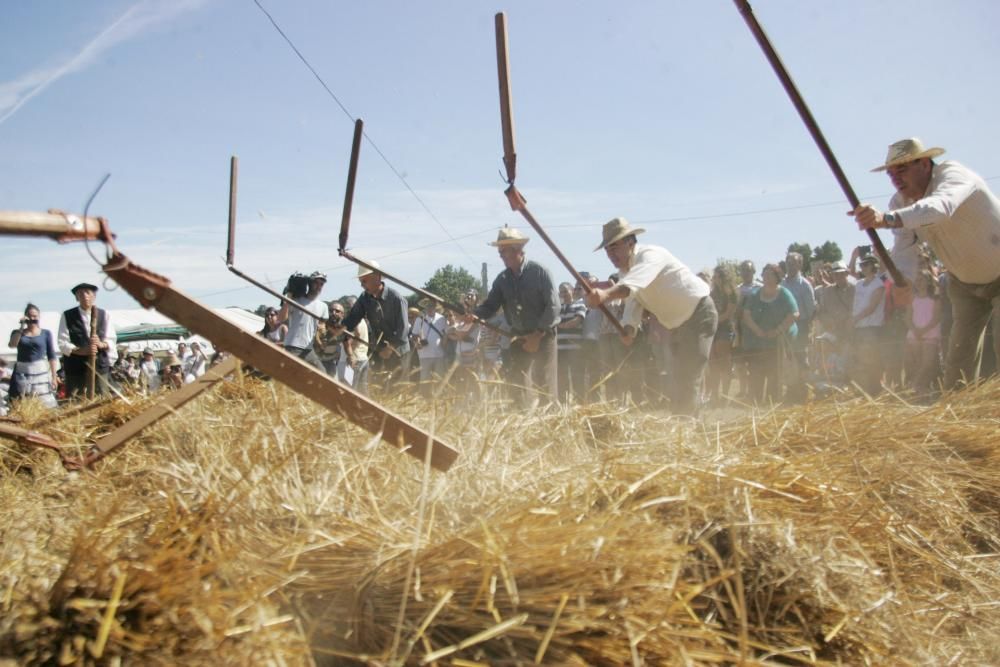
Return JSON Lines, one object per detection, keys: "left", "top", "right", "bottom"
{"left": 161, "top": 353, "right": 184, "bottom": 390}
{"left": 277, "top": 270, "right": 328, "bottom": 371}
{"left": 7, "top": 303, "right": 59, "bottom": 409}
{"left": 411, "top": 298, "right": 447, "bottom": 393}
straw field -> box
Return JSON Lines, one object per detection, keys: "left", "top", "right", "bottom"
{"left": 1, "top": 374, "right": 998, "bottom": 665}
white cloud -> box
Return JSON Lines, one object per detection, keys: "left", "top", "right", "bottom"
{"left": 0, "top": 0, "right": 207, "bottom": 125}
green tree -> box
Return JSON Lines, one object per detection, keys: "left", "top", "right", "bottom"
{"left": 419, "top": 264, "right": 480, "bottom": 307}
{"left": 811, "top": 240, "right": 843, "bottom": 265}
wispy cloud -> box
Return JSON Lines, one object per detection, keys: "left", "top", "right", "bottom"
{"left": 0, "top": 0, "right": 206, "bottom": 125}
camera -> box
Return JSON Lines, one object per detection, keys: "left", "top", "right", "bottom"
{"left": 857, "top": 245, "right": 873, "bottom": 258}
{"left": 284, "top": 272, "right": 311, "bottom": 299}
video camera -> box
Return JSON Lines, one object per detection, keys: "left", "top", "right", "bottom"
{"left": 284, "top": 272, "right": 311, "bottom": 299}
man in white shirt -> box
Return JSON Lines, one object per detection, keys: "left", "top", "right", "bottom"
{"left": 586, "top": 218, "right": 717, "bottom": 415}
{"left": 853, "top": 137, "right": 1000, "bottom": 388}
{"left": 411, "top": 299, "right": 447, "bottom": 394}
{"left": 57, "top": 282, "right": 117, "bottom": 398}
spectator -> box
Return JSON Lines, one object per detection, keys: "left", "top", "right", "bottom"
{"left": 577, "top": 274, "right": 604, "bottom": 402}
{"left": 814, "top": 261, "right": 855, "bottom": 382}
{"left": 448, "top": 289, "right": 483, "bottom": 400}
{"left": 472, "top": 226, "right": 560, "bottom": 407}
{"left": 7, "top": 303, "right": 58, "bottom": 408}
{"left": 139, "top": 348, "right": 161, "bottom": 393}
{"left": 411, "top": 299, "right": 448, "bottom": 394}
{"left": 161, "top": 353, "right": 184, "bottom": 390}
{"left": 853, "top": 137, "right": 1000, "bottom": 389}
{"left": 259, "top": 307, "right": 287, "bottom": 344}
{"left": 556, "top": 281, "right": 586, "bottom": 402}
{"left": 184, "top": 341, "right": 208, "bottom": 383}
{"left": 707, "top": 263, "right": 738, "bottom": 405}
{"left": 734, "top": 260, "right": 762, "bottom": 397}
{"left": 781, "top": 252, "right": 816, "bottom": 401}
{"left": 905, "top": 269, "right": 942, "bottom": 396}
{"left": 586, "top": 218, "right": 717, "bottom": 416}
{"left": 849, "top": 253, "right": 886, "bottom": 395}
{"left": 317, "top": 305, "right": 346, "bottom": 376}
{"left": 57, "top": 282, "right": 117, "bottom": 398}
{"left": 740, "top": 263, "right": 799, "bottom": 403}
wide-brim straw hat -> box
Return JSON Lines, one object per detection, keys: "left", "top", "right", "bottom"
{"left": 163, "top": 354, "right": 182, "bottom": 368}
{"left": 870, "top": 137, "right": 945, "bottom": 172}
{"left": 594, "top": 217, "right": 645, "bottom": 251}
{"left": 357, "top": 259, "right": 380, "bottom": 278}
{"left": 828, "top": 261, "right": 849, "bottom": 273}
{"left": 488, "top": 226, "right": 529, "bottom": 247}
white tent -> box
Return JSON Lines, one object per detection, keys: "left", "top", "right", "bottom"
{"left": 1, "top": 307, "right": 263, "bottom": 363}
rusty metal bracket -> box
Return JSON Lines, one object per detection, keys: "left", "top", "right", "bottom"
{"left": 0, "top": 210, "right": 110, "bottom": 244}
{"left": 0, "top": 423, "right": 79, "bottom": 468}
{"left": 0, "top": 211, "right": 460, "bottom": 472}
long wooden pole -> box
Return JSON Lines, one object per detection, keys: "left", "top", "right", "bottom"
{"left": 223, "top": 157, "right": 369, "bottom": 348}
{"left": 494, "top": 12, "right": 628, "bottom": 336}
{"left": 732, "top": 0, "right": 904, "bottom": 286}
{"left": 333, "top": 120, "right": 510, "bottom": 339}
{"left": 339, "top": 119, "right": 363, "bottom": 253}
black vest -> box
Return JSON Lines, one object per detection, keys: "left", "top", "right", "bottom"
{"left": 62, "top": 307, "right": 110, "bottom": 375}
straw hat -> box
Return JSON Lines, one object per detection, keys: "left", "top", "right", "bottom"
{"left": 828, "top": 261, "right": 849, "bottom": 273}
{"left": 870, "top": 138, "right": 945, "bottom": 172}
{"left": 594, "top": 217, "right": 645, "bottom": 251}
{"left": 488, "top": 226, "right": 529, "bottom": 247}
{"left": 357, "top": 259, "right": 380, "bottom": 278}
{"left": 163, "top": 354, "right": 182, "bottom": 368}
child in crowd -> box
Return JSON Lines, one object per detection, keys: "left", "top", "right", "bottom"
{"left": 904, "top": 269, "right": 941, "bottom": 395}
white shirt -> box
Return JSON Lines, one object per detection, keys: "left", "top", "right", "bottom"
{"left": 57, "top": 307, "right": 118, "bottom": 363}
{"left": 891, "top": 160, "right": 1000, "bottom": 284}
{"left": 412, "top": 312, "right": 446, "bottom": 359}
{"left": 619, "top": 244, "right": 710, "bottom": 329}
{"left": 284, "top": 296, "right": 328, "bottom": 349}
{"left": 852, "top": 276, "right": 885, "bottom": 329}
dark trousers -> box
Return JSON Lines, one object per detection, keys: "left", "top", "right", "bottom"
{"left": 667, "top": 296, "right": 717, "bottom": 415}
{"left": 65, "top": 371, "right": 111, "bottom": 398}
{"left": 945, "top": 273, "right": 1000, "bottom": 389}
{"left": 506, "top": 333, "right": 557, "bottom": 408}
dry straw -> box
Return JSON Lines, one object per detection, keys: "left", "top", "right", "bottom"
{"left": 1, "top": 373, "right": 998, "bottom": 665}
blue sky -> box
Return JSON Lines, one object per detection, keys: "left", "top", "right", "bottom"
{"left": 2, "top": 0, "right": 998, "bottom": 318}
